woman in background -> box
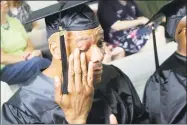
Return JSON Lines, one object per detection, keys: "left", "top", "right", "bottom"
{"left": 98, "top": 0, "right": 166, "bottom": 56}
{"left": 8, "top": 0, "right": 38, "bottom": 32}
{"left": 0, "top": 1, "right": 50, "bottom": 85}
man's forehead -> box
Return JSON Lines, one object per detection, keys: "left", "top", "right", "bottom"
{"left": 48, "top": 32, "right": 60, "bottom": 42}
{"left": 70, "top": 27, "right": 103, "bottom": 37}
{"left": 177, "top": 16, "right": 186, "bottom": 29}
{"left": 48, "top": 26, "right": 104, "bottom": 43}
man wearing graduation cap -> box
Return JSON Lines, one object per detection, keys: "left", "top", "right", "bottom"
{"left": 143, "top": 0, "right": 187, "bottom": 124}
{"left": 2, "top": 1, "right": 148, "bottom": 124}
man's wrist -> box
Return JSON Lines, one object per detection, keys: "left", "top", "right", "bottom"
{"left": 66, "top": 117, "right": 86, "bottom": 124}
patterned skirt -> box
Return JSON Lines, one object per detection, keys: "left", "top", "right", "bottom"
{"left": 109, "top": 26, "right": 151, "bottom": 53}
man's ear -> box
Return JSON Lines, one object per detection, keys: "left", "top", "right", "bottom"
{"left": 49, "top": 41, "right": 61, "bottom": 59}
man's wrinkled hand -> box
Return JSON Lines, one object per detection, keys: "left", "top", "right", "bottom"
{"left": 54, "top": 49, "right": 94, "bottom": 124}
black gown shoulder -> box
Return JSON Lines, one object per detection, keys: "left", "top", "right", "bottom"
{"left": 2, "top": 65, "right": 149, "bottom": 124}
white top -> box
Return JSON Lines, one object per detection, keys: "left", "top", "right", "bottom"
{"left": 10, "top": 7, "right": 18, "bottom": 15}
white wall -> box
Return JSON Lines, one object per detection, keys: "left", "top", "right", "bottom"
{"left": 27, "top": 1, "right": 98, "bottom": 29}
{"left": 27, "top": 1, "right": 98, "bottom": 12}
{"left": 27, "top": 1, "right": 58, "bottom": 11}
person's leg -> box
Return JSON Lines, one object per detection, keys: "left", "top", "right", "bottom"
{"left": 0, "top": 57, "right": 50, "bottom": 85}
{"left": 140, "top": 26, "right": 166, "bottom": 52}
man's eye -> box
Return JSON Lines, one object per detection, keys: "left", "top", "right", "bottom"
{"left": 97, "top": 39, "right": 104, "bottom": 48}
{"left": 178, "top": 29, "right": 183, "bottom": 35}
{"left": 178, "top": 28, "right": 186, "bottom": 35}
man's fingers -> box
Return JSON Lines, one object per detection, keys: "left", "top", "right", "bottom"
{"left": 54, "top": 76, "right": 62, "bottom": 103}
{"left": 110, "top": 114, "right": 118, "bottom": 124}
{"left": 74, "top": 49, "right": 82, "bottom": 93}
{"left": 87, "top": 61, "right": 93, "bottom": 88}
{"left": 68, "top": 54, "right": 74, "bottom": 93}
{"left": 81, "top": 53, "right": 87, "bottom": 86}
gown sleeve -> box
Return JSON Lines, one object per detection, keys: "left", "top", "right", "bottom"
{"left": 2, "top": 103, "right": 41, "bottom": 124}
{"left": 107, "top": 65, "right": 150, "bottom": 124}
{"left": 143, "top": 72, "right": 163, "bottom": 123}
{"left": 2, "top": 102, "right": 69, "bottom": 124}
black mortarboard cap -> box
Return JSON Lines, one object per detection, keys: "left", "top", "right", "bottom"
{"left": 26, "top": 0, "right": 99, "bottom": 39}
{"left": 145, "top": 0, "right": 186, "bottom": 71}
{"left": 26, "top": 0, "right": 100, "bottom": 94}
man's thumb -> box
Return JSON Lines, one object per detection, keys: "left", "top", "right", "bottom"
{"left": 110, "top": 114, "right": 118, "bottom": 124}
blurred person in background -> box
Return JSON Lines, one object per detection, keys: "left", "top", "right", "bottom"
{"left": 98, "top": 0, "right": 166, "bottom": 57}
{"left": 143, "top": 0, "right": 187, "bottom": 123}
{"left": 8, "top": 0, "right": 39, "bottom": 32}
{"left": 0, "top": 1, "right": 50, "bottom": 85}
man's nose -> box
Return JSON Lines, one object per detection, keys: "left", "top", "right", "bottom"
{"left": 91, "top": 46, "right": 104, "bottom": 63}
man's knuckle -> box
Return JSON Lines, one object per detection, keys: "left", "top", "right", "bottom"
{"left": 82, "top": 74, "right": 87, "bottom": 80}
{"left": 76, "top": 89, "right": 81, "bottom": 94}
{"left": 82, "top": 60, "right": 86, "bottom": 66}
{"left": 87, "top": 77, "right": 93, "bottom": 83}
{"left": 69, "top": 70, "right": 75, "bottom": 76}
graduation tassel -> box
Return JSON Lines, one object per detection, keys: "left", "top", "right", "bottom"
{"left": 151, "top": 24, "right": 159, "bottom": 70}
{"left": 58, "top": 2, "right": 69, "bottom": 94}
{"left": 146, "top": 12, "right": 165, "bottom": 70}
{"left": 59, "top": 27, "right": 69, "bottom": 94}
{"left": 152, "top": 24, "right": 167, "bottom": 80}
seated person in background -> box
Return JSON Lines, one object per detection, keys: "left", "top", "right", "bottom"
{"left": 2, "top": 2, "right": 148, "bottom": 124}
{"left": 0, "top": 1, "right": 50, "bottom": 85}
{"left": 7, "top": 0, "right": 39, "bottom": 32}
{"left": 97, "top": 0, "right": 166, "bottom": 57}
{"left": 143, "top": 0, "right": 187, "bottom": 123}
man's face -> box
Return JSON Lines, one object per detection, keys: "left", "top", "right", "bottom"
{"left": 49, "top": 26, "right": 105, "bottom": 84}
{"left": 175, "top": 16, "right": 187, "bottom": 44}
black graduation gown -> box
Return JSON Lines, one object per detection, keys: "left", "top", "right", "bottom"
{"left": 143, "top": 52, "right": 187, "bottom": 124}
{"left": 2, "top": 65, "right": 149, "bottom": 124}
